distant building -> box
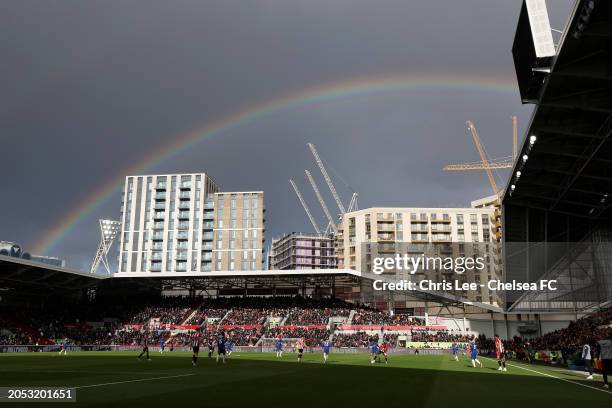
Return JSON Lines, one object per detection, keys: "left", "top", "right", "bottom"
{"left": 118, "top": 173, "right": 265, "bottom": 273}
{"left": 30, "top": 255, "right": 66, "bottom": 268}
{"left": 269, "top": 232, "right": 336, "bottom": 270}
{"left": 0, "top": 241, "right": 65, "bottom": 267}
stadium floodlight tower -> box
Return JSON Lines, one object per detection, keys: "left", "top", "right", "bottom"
{"left": 90, "top": 219, "right": 121, "bottom": 275}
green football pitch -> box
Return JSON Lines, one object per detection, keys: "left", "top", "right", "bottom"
{"left": 0, "top": 352, "right": 610, "bottom": 407}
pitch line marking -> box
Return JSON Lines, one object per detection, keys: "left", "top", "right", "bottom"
{"left": 76, "top": 373, "right": 196, "bottom": 390}
{"left": 484, "top": 358, "right": 611, "bottom": 395}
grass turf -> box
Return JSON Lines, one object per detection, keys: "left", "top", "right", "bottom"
{"left": 0, "top": 351, "right": 610, "bottom": 407}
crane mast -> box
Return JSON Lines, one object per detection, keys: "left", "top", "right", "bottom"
{"left": 289, "top": 179, "right": 322, "bottom": 235}
{"left": 305, "top": 170, "right": 338, "bottom": 233}
{"left": 466, "top": 120, "right": 499, "bottom": 195}
{"left": 308, "top": 143, "right": 346, "bottom": 214}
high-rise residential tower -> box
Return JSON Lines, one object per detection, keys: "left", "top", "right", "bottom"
{"left": 118, "top": 173, "right": 264, "bottom": 273}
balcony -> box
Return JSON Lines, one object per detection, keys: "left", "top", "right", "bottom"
{"left": 155, "top": 183, "right": 167, "bottom": 190}
{"left": 176, "top": 231, "right": 189, "bottom": 240}
{"left": 410, "top": 226, "right": 429, "bottom": 233}
{"left": 430, "top": 214, "right": 451, "bottom": 223}
{"left": 204, "top": 201, "right": 214, "bottom": 209}
{"left": 201, "top": 262, "right": 212, "bottom": 272}
{"left": 155, "top": 192, "right": 166, "bottom": 200}
{"left": 151, "top": 254, "right": 163, "bottom": 261}
{"left": 202, "top": 221, "right": 214, "bottom": 229}
{"left": 178, "top": 211, "right": 190, "bottom": 219}
{"left": 431, "top": 226, "right": 452, "bottom": 233}
{"left": 411, "top": 238, "right": 429, "bottom": 243}
{"left": 202, "top": 244, "right": 213, "bottom": 251}
{"left": 410, "top": 215, "right": 428, "bottom": 223}
{"left": 177, "top": 222, "right": 190, "bottom": 230}
{"left": 178, "top": 202, "right": 190, "bottom": 210}
{"left": 151, "top": 244, "right": 164, "bottom": 250}
{"left": 179, "top": 191, "right": 191, "bottom": 200}
{"left": 203, "top": 213, "right": 214, "bottom": 220}
{"left": 150, "top": 264, "right": 162, "bottom": 272}
{"left": 176, "top": 252, "right": 188, "bottom": 261}
{"left": 153, "top": 222, "right": 164, "bottom": 229}
{"left": 154, "top": 203, "right": 165, "bottom": 210}
{"left": 202, "top": 233, "right": 213, "bottom": 241}
{"left": 431, "top": 233, "right": 452, "bottom": 243}
{"left": 180, "top": 182, "right": 191, "bottom": 190}
{"left": 153, "top": 212, "right": 165, "bottom": 220}
{"left": 376, "top": 223, "right": 395, "bottom": 231}
{"left": 152, "top": 233, "right": 164, "bottom": 241}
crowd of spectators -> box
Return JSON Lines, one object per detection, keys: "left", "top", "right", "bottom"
{"left": 285, "top": 308, "right": 350, "bottom": 325}
{"left": 351, "top": 309, "right": 425, "bottom": 326}
{"left": 411, "top": 330, "right": 474, "bottom": 343}
{"left": 223, "top": 309, "right": 269, "bottom": 325}
{"left": 225, "top": 328, "right": 261, "bottom": 346}
{"left": 11, "top": 296, "right": 608, "bottom": 355}
{"left": 185, "top": 308, "right": 228, "bottom": 325}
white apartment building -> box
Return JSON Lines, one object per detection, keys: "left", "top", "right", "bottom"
{"left": 118, "top": 173, "right": 264, "bottom": 273}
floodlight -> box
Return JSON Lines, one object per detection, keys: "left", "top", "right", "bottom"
{"left": 91, "top": 219, "right": 122, "bottom": 275}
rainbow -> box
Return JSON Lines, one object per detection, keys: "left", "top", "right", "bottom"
{"left": 31, "top": 73, "right": 518, "bottom": 255}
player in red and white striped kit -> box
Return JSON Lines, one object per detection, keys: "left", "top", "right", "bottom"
{"left": 495, "top": 334, "right": 507, "bottom": 372}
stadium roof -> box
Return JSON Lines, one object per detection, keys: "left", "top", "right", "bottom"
{"left": 0, "top": 254, "right": 103, "bottom": 294}
{"left": 505, "top": 0, "right": 612, "bottom": 219}
{"left": 0, "top": 256, "right": 502, "bottom": 312}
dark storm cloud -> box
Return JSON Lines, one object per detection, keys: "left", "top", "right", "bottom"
{"left": 0, "top": 0, "right": 573, "bottom": 267}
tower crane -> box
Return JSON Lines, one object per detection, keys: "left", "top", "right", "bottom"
{"left": 289, "top": 179, "right": 322, "bottom": 235}
{"left": 443, "top": 116, "right": 518, "bottom": 197}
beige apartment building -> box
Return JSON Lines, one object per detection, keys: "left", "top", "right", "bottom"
{"left": 210, "top": 191, "right": 265, "bottom": 272}
{"left": 335, "top": 205, "right": 501, "bottom": 305}
{"left": 118, "top": 173, "right": 264, "bottom": 273}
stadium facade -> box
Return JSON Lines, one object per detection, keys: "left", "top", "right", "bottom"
{"left": 503, "top": 0, "right": 612, "bottom": 313}
{"left": 118, "top": 173, "right": 265, "bottom": 274}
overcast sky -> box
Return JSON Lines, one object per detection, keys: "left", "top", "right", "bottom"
{"left": 0, "top": 0, "right": 574, "bottom": 270}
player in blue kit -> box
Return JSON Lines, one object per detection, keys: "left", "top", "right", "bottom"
{"left": 451, "top": 342, "right": 459, "bottom": 361}
{"left": 216, "top": 330, "right": 227, "bottom": 364}
{"left": 322, "top": 340, "right": 330, "bottom": 363}
{"left": 275, "top": 334, "right": 284, "bottom": 358}
{"left": 225, "top": 335, "right": 233, "bottom": 357}
{"left": 159, "top": 337, "right": 165, "bottom": 354}
{"left": 369, "top": 338, "right": 378, "bottom": 364}
{"left": 470, "top": 340, "right": 483, "bottom": 368}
